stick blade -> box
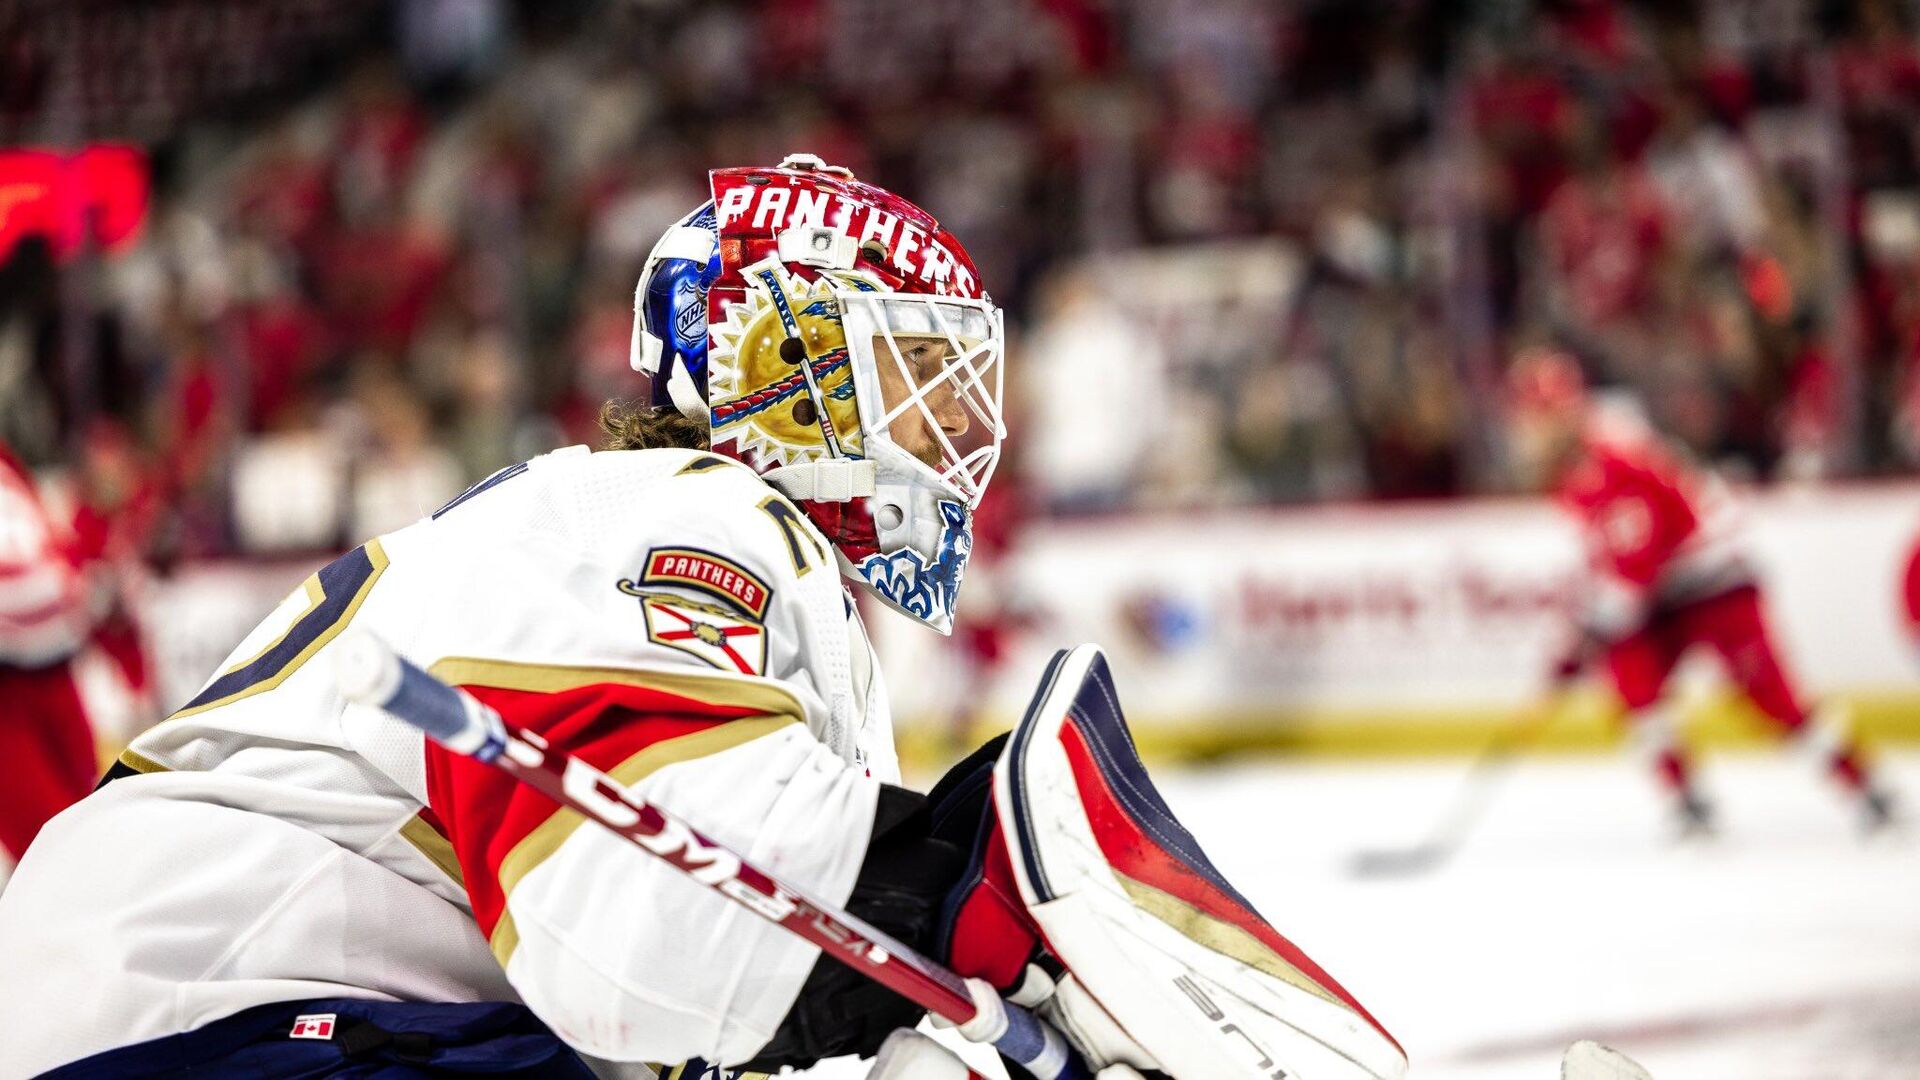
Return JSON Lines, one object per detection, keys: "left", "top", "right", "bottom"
{"left": 1562, "top": 1040, "right": 1654, "bottom": 1080}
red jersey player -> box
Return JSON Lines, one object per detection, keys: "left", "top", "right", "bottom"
{"left": 0, "top": 442, "right": 98, "bottom": 887}
{"left": 1508, "top": 349, "right": 1895, "bottom": 834}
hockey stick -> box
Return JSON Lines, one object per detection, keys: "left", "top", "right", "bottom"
{"left": 334, "top": 632, "right": 1085, "bottom": 1080}
{"left": 1348, "top": 694, "right": 1563, "bottom": 878}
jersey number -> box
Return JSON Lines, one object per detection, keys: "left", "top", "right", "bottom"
{"left": 757, "top": 495, "right": 827, "bottom": 576}
{"left": 169, "top": 456, "right": 530, "bottom": 718}
{"left": 170, "top": 540, "right": 390, "bottom": 720}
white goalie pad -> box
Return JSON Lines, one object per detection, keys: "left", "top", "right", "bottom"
{"left": 992, "top": 645, "right": 1409, "bottom": 1080}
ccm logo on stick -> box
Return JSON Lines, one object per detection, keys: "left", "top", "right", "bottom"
{"left": 556, "top": 758, "right": 796, "bottom": 919}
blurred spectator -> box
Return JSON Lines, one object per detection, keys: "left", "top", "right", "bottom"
{"left": 347, "top": 369, "right": 463, "bottom": 539}
{"left": 228, "top": 401, "right": 345, "bottom": 555}
{"left": 1024, "top": 272, "right": 1166, "bottom": 511}
{"left": 3, "top": 0, "right": 1920, "bottom": 547}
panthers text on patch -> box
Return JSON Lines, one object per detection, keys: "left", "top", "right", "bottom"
{"left": 633, "top": 547, "right": 772, "bottom": 619}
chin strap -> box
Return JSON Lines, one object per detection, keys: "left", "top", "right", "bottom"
{"left": 763, "top": 459, "right": 876, "bottom": 502}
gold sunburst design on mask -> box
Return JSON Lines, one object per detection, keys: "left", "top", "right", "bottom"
{"left": 709, "top": 262, "right": 867, "bottom": 467}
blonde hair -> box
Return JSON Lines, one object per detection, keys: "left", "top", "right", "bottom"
{"left": 599, "top": 400, "right": 709, "bottom": 452}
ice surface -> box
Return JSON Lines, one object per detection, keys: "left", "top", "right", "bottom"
{"left": 799, "top": 751, "right": 1920, "bottom": 1079}
{"left": 1152, "top": 751, "right": 1920, "bottom": 1080}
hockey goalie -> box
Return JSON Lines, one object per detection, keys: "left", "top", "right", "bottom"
{"left": 0, "top": 157, "right": 1405, "bottom": 1080}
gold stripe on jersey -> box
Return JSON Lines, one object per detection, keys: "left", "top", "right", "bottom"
{"left": 115, "top": 747, "right": 168, "bottom": 774}
{"left": 426, "top": 656, "right": 805, "bottom": 724}
{"left": 491, "top": 912, "right": 522, "bottom": 972}
{"left": 398, "top": 812, "right": 465, "bottom": 888}
{"left": 484, "top": 712, "right": 800, "bottom": 967}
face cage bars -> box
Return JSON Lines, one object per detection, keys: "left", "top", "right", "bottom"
{"left": 840, "top": 290, "right": 1007, "bottom": 507}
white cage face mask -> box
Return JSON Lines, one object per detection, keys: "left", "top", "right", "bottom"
{"left": 836, "top": 288, "right": 1006, "bottom": 510}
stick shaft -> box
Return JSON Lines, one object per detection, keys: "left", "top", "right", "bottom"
{"left": 500, "top": 731, "right": 981, "bottom": 1018}
{"left": 1353, "top": 697, "right": 1561, "bottom": 875}
{"left": 336, "top": 633, "right": 1080, "bottom": 1077}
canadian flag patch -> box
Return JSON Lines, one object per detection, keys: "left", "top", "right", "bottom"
{"left": 639, "top": 595, "right": 768, "bottom": 676}
{"left": 288, "top": 1013, "right": 336, "bottom": 1040}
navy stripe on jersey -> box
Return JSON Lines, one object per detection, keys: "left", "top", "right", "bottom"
{"left": 173, "top": 543, "right": 386, "bottom": 717}
{"left": 433, "top": 460, "right": 530, "bottom": 519}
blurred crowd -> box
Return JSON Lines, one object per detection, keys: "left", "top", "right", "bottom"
{"left": 3, "top": 0, "right": 1920, "bottom": 563}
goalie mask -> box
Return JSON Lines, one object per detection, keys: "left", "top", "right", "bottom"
{"left": 632, "top": 154, "right": 1006, "bottom": 635}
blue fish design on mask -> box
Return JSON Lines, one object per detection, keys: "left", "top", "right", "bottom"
{"left": 854, "top": 500, "right": 972, "bottom": 629}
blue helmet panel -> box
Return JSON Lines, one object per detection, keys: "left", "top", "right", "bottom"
{"left": 642, "top": 201, "right": 721, "bottom": 409}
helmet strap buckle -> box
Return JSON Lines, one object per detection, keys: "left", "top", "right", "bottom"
{"left": 762, "top": 459, "right": 877, "bottom": 503}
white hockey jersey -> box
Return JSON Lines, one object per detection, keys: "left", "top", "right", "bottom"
{"left": 0, "top": 446, "right": 900, "bottom": 1076}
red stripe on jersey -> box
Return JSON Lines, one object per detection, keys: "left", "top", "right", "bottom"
{"left": 422, "top": 678, "right": 772, "bottom": 940}
{"left": 1058, "top": 720, "right": 1405, "bottom": 1056}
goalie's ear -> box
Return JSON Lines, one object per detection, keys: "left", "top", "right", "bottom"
{"left": 994, "top": 645, "right": 1409, "bottom": 1080}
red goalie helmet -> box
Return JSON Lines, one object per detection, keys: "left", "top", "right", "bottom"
{"left": 631, "top": 154, "right": 1007, "bottom": 634}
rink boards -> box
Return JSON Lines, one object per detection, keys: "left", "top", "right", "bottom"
{"left": 870, "top": 481, "right": 1920, "bottom": 761}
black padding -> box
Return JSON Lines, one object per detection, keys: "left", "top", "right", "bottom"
{"left": 740, "top": 782, "right": 970, "bottom": 1070}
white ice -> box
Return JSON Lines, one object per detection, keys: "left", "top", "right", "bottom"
{"left": 801, "top": 750, "right": 1920, "bottom": 1079}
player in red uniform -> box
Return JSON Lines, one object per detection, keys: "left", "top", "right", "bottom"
{"left": 0, "top": 442, "right": 98, "bottom": 888}
{"left": 1508, "top": 349, "right": 1895, "bottom": 833}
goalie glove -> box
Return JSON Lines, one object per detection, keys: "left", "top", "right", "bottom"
{"left": 936, "top": 645, "right": 1408, "bottom": 1080}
